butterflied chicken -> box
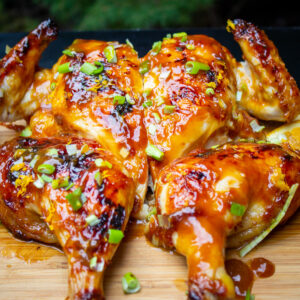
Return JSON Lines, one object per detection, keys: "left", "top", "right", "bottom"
{"left": 0, "top": 136, "right": 135, "bottom": 299}
{"left": 146, "top": 142, "right": 300, "bottom": 300}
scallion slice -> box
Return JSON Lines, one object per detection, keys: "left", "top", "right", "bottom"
{"left": 50, "top": 82, "right": 56, "bottom": 91}
{"left": 163, "top": 105, "right": 176, "bottom": 114}
{"left": 185, "top": 61, "right": 210, "bottom": 75}
{"left": 108, "top": 228, "right": 124, "bottom": 244}
{"left": 20, "top": 126, "right": 32, "bottom": 137}
{"left": 152, "top": 41, "right": 162, "bottom": 55}
{"left": 240, "top": 183, "right": 299, "bottom": 257}
{"left": 230, "top": 202, "right": 246, "bottom": 217}
{"left": 86, "top": 214, "right": 100, "bottom": 226}
{"left": 104, "top": 45, "right": 117, "bottom": 63}
{"left": 139, "top": 60, "right": 150, "bottom": 75}
{"left": 80, "top": 62, "right": 97, "bottom": 75}
{"left": 29, "top": 155, "right": 39, "bottom": 168}
{"left": 245, "top": 289, "right": 255, "bottom": 300}
{"left": 37, "top": 164, "right": 55, "bottom": 175}
{"left": 66, "top": 187, "right": 83, "bottom": 211}
{"left": 113, "top": 95, "right": 126, "bottom": 105}
{"left": 153, "top": 112, "right": 161, "bottom": 123}
{"left": 41, "top": 174, "right": 53, "bottom": 183}
{"left": 94, "top": 171, "right": 103, "bottom": 186}
{"left": 62, "top": 49, "right": 75, "bottom": 57}
{"left": 205, "top": 88, "right": 215, "bottom": 95}
{"left": 33, "top": 175, "right": 45, "bottom": 189}
{"left": 122, "top": 272, "right": 141, "bottom": 294}
{"left": 173, "top": 32, "right": 187, "bottom": 42}
{"left": 58, "top": 62, "right": 73, "bottom": 74}
{"left": 47, "top": 148, "right": 59, "bottom": 157}
{"left": 125, "top": 94, "right": 135, "bottom": 105}
{"left": 186, "top": 44, "right": 195, "bottom": 50}
{"left": 89, "top": 256, "right": 97, "bottom": 269}
{"left": 250, "top": 120, "right": 265, "bottom": 133}
{"left": 143, "top": 100, "right": 153, "bottom": 108}
{"left": 146, "top": 144, "right": 164, "bottom": 161}
{"left": 126, "top": 39, "right": 134, "bottom": 49}
{"left": 95, "top": 158, "right": 112, "bottom": 169}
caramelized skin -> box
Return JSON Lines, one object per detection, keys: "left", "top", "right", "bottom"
{"left": 0, "top": 19, "right": 57, "bottom": 121}
{"left": 146, "top": 143, "right": 300, "bottom": 299}
{"left": 231, "top": 19, "right": 300, "bottom": 121}
{"left": 0, "top": 137, "right": 135, "bottom": 299}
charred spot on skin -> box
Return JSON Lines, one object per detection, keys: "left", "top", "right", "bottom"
{"left": 206, "top": 70, "right": 216, "bottom": 83}
{"left": 110, "top": 205, "right": 125, "bottom": 230}
{"left": 94, "top": 212, "right": 109, "bottom": 236}
{"left": 114, "top": 102, "right": 133, "bottom": 116}
{"left": 187, "top": 170, "right": 206, "bottom": 181}
{"left": 76, "top": 289, "right": 104, "bottom": 300}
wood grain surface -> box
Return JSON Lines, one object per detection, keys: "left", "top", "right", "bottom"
{"left": 0, "top": 127, "right": 300, "bottom": 300}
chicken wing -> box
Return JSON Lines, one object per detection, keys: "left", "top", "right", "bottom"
{"left": 146, "top": 142, "right": 300, "bottom": 299}
{"left": 0, "top": 136, "right": 135, "bottom": 299}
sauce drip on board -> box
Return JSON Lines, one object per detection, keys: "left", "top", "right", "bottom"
{"left": 249, "top": 257, "right": 275, "bottom": 278}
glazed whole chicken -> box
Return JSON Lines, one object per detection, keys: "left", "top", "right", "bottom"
{"left": 0, "top": 18, "right": 300, "bottom": 300}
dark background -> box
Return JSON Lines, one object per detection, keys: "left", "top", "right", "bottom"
{"left": 0, "top": 0, "right": 299, "bottom": 32}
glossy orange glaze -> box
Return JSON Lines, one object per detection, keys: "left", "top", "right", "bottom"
{"left": 0, "top": 136, "right": 135, "bottom": 299}
{"left": 146, "top": 142, "right": 300, "bottom": 299}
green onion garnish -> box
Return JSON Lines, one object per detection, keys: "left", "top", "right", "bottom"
{"left": 122, "top": 272, "right": 141, "bottom": 294}
{"left": 62, "top": 49, "right": 75, "bottom": 57}
{"left": 143, "top": 100, "right": 153, "bottom": 108}
{"left": 139, "top": 60, "right": 150, "bottom": 74}
{"left": 29, "top": 155, "right": 39, "bottom": 168}
{"left": 185, "top": 61, "right": 210, "bottom": 75}
{"left": 33, "top": 175, "right": 45, "bottom": 189}
{"left": 104, "top": 45, "right": 117, "bottom": 63}
{"left": 37, "top": 164, "right": 55, "bottom": 175}
{"left": 245, "top": 289, "right": 255, "bottom": 300}
{"left": 89, "top": 256, "right": 97, "bottom": 269}
{"left": 186, "top": 44, "right": 195, "bottom": 50}
{"left": 148, "top": 124, "right": 156, "bottom": 135}
{"left": 51, "top": 179, "right": 60, "bottom": 189}
{"left": 41, "top": 174, "right": 53, "bottom": 183}
{"left": 5, "top": 45, "right": 11, "bottom": 54}
{"left": 58, "top": 62, "right": 73, "bottom": 74}
{"left": 113, "top": 95, "right": 126, "bottom": 105}
{"left": 153, "top": 112, "right": 161, "bottom": 123}
{"left": 126, "top": 39, "right": 134, "bottom": 49}
{"left": 146, "top": 144, "right": 164, "bottom": 161}
{"left": 47, "top": 148, "right": 58, "bottom": 157}
{"left": 163, "top": 105, "right": 176, "bottom": 114}
{"left": 66, "top": 187, "right": 83, "bottom": 211}
{"left": 108, "top": 229, "right": 124, "bottom": 244}
{"left": 94, "top": 171, "right": 103, "bottom": 186}
{"left": 155, "top": 97, "right": 165, "bottom": 106}
{"left": 80, "top": 62, "right": 97, "bottom": 75}
{"left": 52, "top": 176, "right": 70, "bottom": 189}
{"left": 205, "top": 88, "right": 215, "bottom": 95}
{"left": 65, "top": 182, "right": 74, "bottom": 191}
{"left": 86, "top": 214, "right": 100, "bottom": 226}
{"left": 146, "top": 207, "right": 157, "bottom": 221}
{"left": 240, "top": 183, "right": 299, "bottom": 257}
{"left": 20, "top": 126, "right": 32, "bottom": 137}
{"left": 166, "top": 33, "right": 171, "bottom": 39}
{"left": 173, "top": 32, "right": 187, "bottom": 42}
{"left": 95, "top": 158, "right": 112, "bottom": 169}
{"left": 152, "top": 41, "right": 162, "bottom": 55}
{"left": 50, "top": 82, "right": 56, "bottom": 91}
{"left": 250, "top": 120, "right": 265, "bottom": 133}
{"left": 92, "top": 63, "right": 104, "bottom": 74}
{"left": 66, "top": 144, "right": 78, "bottom": 156}
{"left": 230, "top": 202, "right": 246, "bottom": 217}
{"left": 125, "top": 94, "right": 135, "bottom": 105}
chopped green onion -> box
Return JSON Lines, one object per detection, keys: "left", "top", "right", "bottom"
{"left": 146, "top": 144, "right": 164, "bottom": 161}
{"left": 126, "top": 39, "right": 134, "bottom": 49}
{"left": 29, "top": 155, "right": 39, "bottom": 168}
{"left": 245, "top": 289, "right": 255, "bottom": 300}
{"left": 20, "top": 126, "right": 32, "bottom": 137}
{"left": 86, "top": 214, "right": 100, "bottom": 226}
{"left": 37, "top": 164, "right": 55, "bottom": 175}
{"left": 47, "top": 148, "right": 58, "bottom": 157}
{"left": 104, "top": 45, "right": 117, "bottom": 63}
{"left": 65, "top": 182, "right": 74, "bottom": 191}
{"left": 230, "top": 202, "right": 246, "bottom": 217}
{"left": 122, "top": 272, "right": 141, "bottom": 294}
{"left": 147, "top": 207, "right": 157, "bottom": 221}
{"left": 62, "top": 49, "right": 75, "bottom": 57}
{"left": 58, "top": 62, "right": 73, "bottom": 74}
{"left": 52, "top": 176, "right": 70, "bottom": 189}
{"left": 108, "top": 228, "right": 124, "bottom": 244}
{"left": 66, "top": 144, "right": 78, "bottom": 156}
{"left": 41, "top": 174, "right": 53, "bottom": 183}
{"left": 125, "top": 94, "right": 135, "bottom": 105}
{"left": 66, "top": 187, "right": 83, "bottom": 211}
{"left": 92, "top": 63, "right": 104, "bottom": 75}
{"left": 50, "top": 82, "right": 56, "bottom": 91}
{"left": 152, "top": 41, "right": 162, "bottom": 55}
{"left": 139, "top": 60, "right": 150, "bottom": 74}
{"left": 155, "top": 97, "right": 165, "bottom": 106}
{"left": 205, "top": 88, "right": 215, "bottom": 95}
{"left": 185, "top": 61, "right": 210, "bottom": 75}
{"left": 153, "top": 112, "right": 161, "bottom": 123}
{"left": 95, "top": 158, "right": 112, "bottom": 169}
{"left": 148, "top": 124, "right": 156, "bottom": 135}
{"left": 89, "top": 256, "right": 97, "bottom": 269}
{"left": 94, "top": 61, "right": 103, "bottom": 67}
{"left": 250, "top": 120, "right": 265, "bottom": 133}
{"left": 80, "top": 62, "right": 97, "bottom": 75}
{"left": 236, "top": 91, "right": 242, "bottom": 102}
{"left": 5, "top": 45, "right": 11, "bottom": 54}
{"left": 13, "top": 149, "right": 26, "bottom": 159}
{"left": 143, "top": 100, "right": 153, "bottom": 108}
{"left": 186, "top": 44, "right": 195, "bottom": 50}
{"left": 33, "top": 175, "right": 45, "bottom": 189}
{"left": 94, "top": 171, "right": 103, "bottom": 186}
{"left": 240, "top": 183, "right": 299, "bottom": 257}
{"left": 166, "top": 33, "right": 171, "bottom": 38}
{"left": 173, "top": 32, "right": 187, "bottom": 42}
{"left": 163, "top": 105, "right": 176, "bottom": 114}
{"left": 51, "top": 179, "right": 60, "bottom": 189}
{"left": 113, "top": 95, "right": 126, "bottom": 105}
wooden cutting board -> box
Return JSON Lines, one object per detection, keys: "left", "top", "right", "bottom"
{"left": 1, "top": 128, "right": 300, "bottom": 300}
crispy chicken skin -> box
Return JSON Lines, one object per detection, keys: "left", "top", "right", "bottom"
{"left": 230, "top": 19, "right": 300, "bottom": 122}
{"left": 146, "top": 143, "right": 300, "bottom": 299}
{"left": 0, "top": 136, "right": 135, "bottom": 299}
{"left": 0, "top": 19, "right": 57, "bottom": 121}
